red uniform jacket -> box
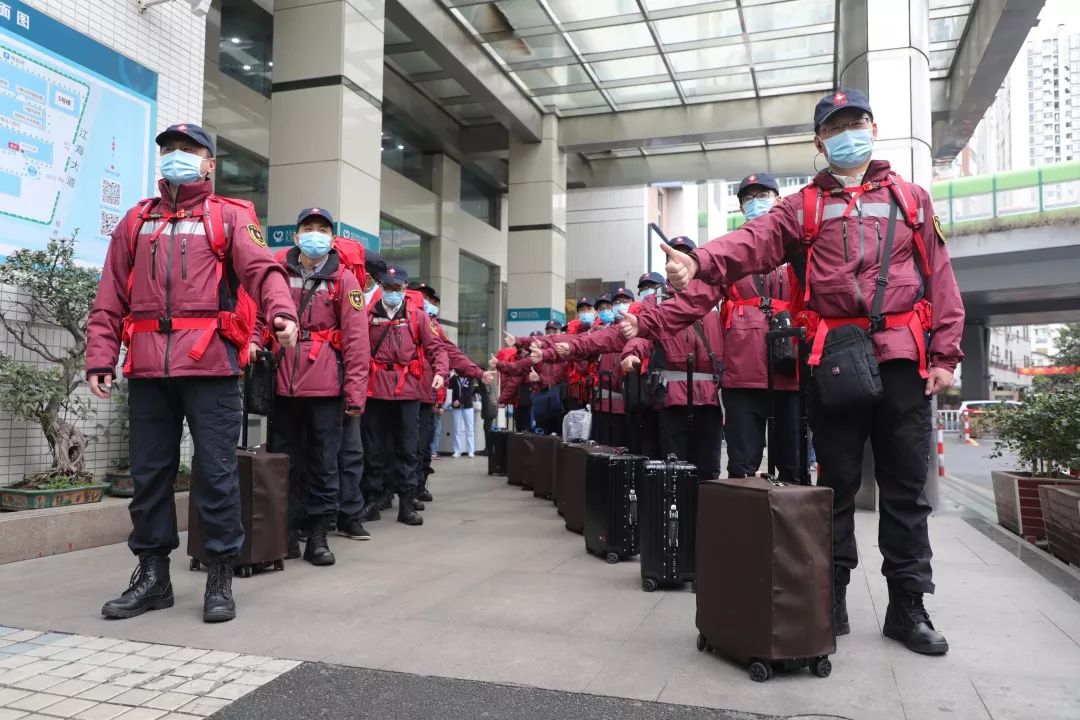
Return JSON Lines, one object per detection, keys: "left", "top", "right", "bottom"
{"left": 720, "top": 267, "right": 799, "bottom": 391}
{"left": 258, "top": 248, "right": 369, "bottom": 412}
{"left": 368, "top": 297, "right": 448, "bottom": 401}
{"left": 87, "top": 179, "right": 294, "bottom": 379}
{"left": 638, "top": 161, "right": 964, "bottom": 374}
{"left": 496, "top": 348, "right": 534, "bottom": 406}
{"left": 419, "top": 319, "right": 484, "bottom": 405}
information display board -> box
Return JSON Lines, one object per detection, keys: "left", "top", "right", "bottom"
{"left": 0, "top": 1, "right": 157, "bottom": 264}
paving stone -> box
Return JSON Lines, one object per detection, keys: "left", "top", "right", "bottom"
{"left": 132, "top": 648, "right": 174, "bottom": 660}
{"left": 105, "top": 644, "right": 149, "bottom": 657}
{"left": 0, "top": 688, "right": 31, "bottom": 706}
{"left": 112, "top": 709, "right": 166, "bottom": 720}
{"left": 191, "top": 653, "right": 235, "bottom": 667}
{"left": 251, "top": 659, "right": 298, "bottom": 674}
{"left": 166, "top": 666, "right": 208, "bottom": 680}
{"left": 110, "top": 674, "right": 154, "bottom": 689}
{"left": 3, "top": 631, "right": 42, "bottom": 643}
{"left": 23, "top": 647, "right": 64, "bottom": 659}
{"left": 16, "top": 661, "right": 66, "bottom": 675}
{"left": 2, "top": 644, "right": 42, "bottom": 655}
{"left": 220, "top": 656, "right": 270, "bottom": 671}
{"left": 108, "top": 689, "right": 160, "bottom": 708}
{"left": 229, "top": 672, "right": 276, "bottom": 687}
{"left": 140, "top": 694, "right": 195, "bottom": 713}
{"left": 158, "top": 651, "right": 204, "bottom": 665}
{"left": 175, "top": 697, "right": 227, "bottom": 717}
{"left": 45, "top": 680, "right": 98, "bottom": 698}
{"left": 74, "top": 641, "right": 121, "bottom": 653}
{"left": 74, "top": 686, "right": 128, "bottom": 703}
{"left": 73, "top": 704, "right": 129, "bottom": 720}
{"left": 0, "top": 656, "right": 37, "bottom": 670}
{"left": 50, "top": 638, "right": 97, "bottom": 650}
{"left": 193, "top": 667, "right": 236, "bottom": 683}
{"left": 26, "top": 635, "right": 71, "bottom": 647}
{"left": 45, "top": 664, "right": 96, "bottom": 680}
{"left": 135, "top": 662, "right": 181, "bottom": 676}
{"left": 206, "top": 683, "right": 252, "bottom": 702}
{"left": 51, "top": 650, "right": 95, "bottom": 664}
{"left": 0, "top": 709, "right": 29, "bottom": 720}
{"left": 137, "top": 678, "right": 183, "bottom": 693}
{"left": 6, "top": 694, "right": 64, "bottom": 712}
{"left": 103, "top": 657, "right": 144, "bottom": 671}
{"left": 169, "top": 681, "right": 211, "bottom": 697}
{"left": 76, "top": 668, "right": 125, "bottom": 684}
{"left": 9, "top": 675, "right": 65, "bottom": 692}
{"left": 80, "top": 654, "right": 124, "bottom": 668}
{"left": 25, "top": 696, "right": 95, "bottom": 717}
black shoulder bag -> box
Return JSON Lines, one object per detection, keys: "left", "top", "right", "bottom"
{"left": 812, "top": 199, "right": 898, "bottom": 412}
{"left": 756, "top": 273, "right": 798, "bottom": 377}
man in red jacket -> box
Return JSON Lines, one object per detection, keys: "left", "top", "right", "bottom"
{"left": 362, "top": 266, "right": 448, "bottom": 526}
{"left": 255, "top": 208, "right": 369, "bottom": 564}
{"left": 87, "top": 124, "right": 298, "bottom": 623}
{"left": 722, "top": 173, "right": 801, "bottom": 482}
{"left": 625, "top": 89, "right": 964, "bottom": 656}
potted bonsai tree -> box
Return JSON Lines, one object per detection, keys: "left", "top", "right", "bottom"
{"left": 990, "top": 379, "right": 1080, "bottom": 544}
{"left": 0, "top": 237, "right": 109, "bottom": 510}
{"left": 103, "top": 378, "right": 133, "bottom": 496}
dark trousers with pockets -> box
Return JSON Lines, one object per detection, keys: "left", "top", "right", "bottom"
{"left": 658, "top": 405, "right": 724, "bottom": 479}
{"left": 271, "top": 396, "right": 344, "bottom": 527}
{"left": 810, "top": 360, "right": 934, "bottom": 594}
{"left": 723, "top": 388, "right": 800, "bottom": 483}
{"left": 363, "top": 399, "right": 421, "bottom": 497}
{"left": 337, "top": 414, "right": 364, "bottom": 521}
{"left": 128, "top": 377, "right": 243, "bottom": 558}
{"left": 416, "top": 402, "right": 435, "bottom": 489}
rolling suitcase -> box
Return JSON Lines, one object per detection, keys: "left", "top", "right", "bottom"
{"left": 584, "top": 450, "right": 644, "bottom": 563}
{"left": 560, "top": 442, "right": 619, "bottom": 533}
{"left": 695, "top": 326, "right": 834, "bottom": 681}
{"left": 506, "top": 433, "right": 531, "bottom": 487}
{"left": 639, "top": 455, "right": 697, "bottom": 591}
{"left": 487, "top": 427, "right": 509, "bottom": 476}
{"left": 188, "top": 353, "right": 289, "bottom": 578}
{"left": 530, "top": 434, "right": 560, "bottom": 500}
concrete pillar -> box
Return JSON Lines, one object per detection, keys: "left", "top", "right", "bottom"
{"left": 837, "top": 0, "right": 932, "bottom": 185}
{"left": 961, "top": 321, "right": 992, "bottom": 400}
{"left": 266, "top": 0, "right": 384, "bottom": 250}
{"left": 507, "top": 116, "right": 567, "bottom": 337}
{"left": 432, "top": 155, "right": 462, "bottom": 343}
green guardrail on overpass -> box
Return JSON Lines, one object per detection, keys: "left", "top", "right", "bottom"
{"left": 724, "top": 160, "right": 1080, "bottom": 232}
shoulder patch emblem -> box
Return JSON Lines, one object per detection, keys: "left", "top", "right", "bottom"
{"left": 933, "top": 215, "right": 946, "bottom": 244}
{"left": 348, "top": 289, "right": 365, "bottom": 311}
{"left": 247, "top": 224, "right": 266, "bottom": 247}
{"left": 430, "top": 320, "right": 441, "bottom": 336}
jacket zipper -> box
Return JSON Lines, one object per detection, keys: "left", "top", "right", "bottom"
{"left": 853, "top": 205, "right": 866, "bottom": 314}
{"left": 181, "top": 238, "right": 188, "bottom": 279}
{"left": 164, "top": 201, "right": 177, "bottom": 377}
{"left": 289, "top": 277, "right": 312, "bottom": 397}
{"left": 150, "top": 239, "right": 159, "bottom": 280}
{"left": 841, "top": 221, "right": 849, "bottom": 263}
{"left": 874, "top": 220, "right": 883, "bottom": 264}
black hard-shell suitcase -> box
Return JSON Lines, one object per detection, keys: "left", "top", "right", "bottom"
{"left": 188, "top": 352, "right": 288, "bottom": 578}
{"left": 583, "top": 451, "right": 644, "bottom": 563}
{"left": 487, "top": 428, "right": 508, "bottom": 476}
{"left": 506, "top": 433, "right": 529, "bottom": 487}
{"left": 639, "top": 455, "right": 697, "bottom": 591}
{"left": 560, "top": 442, "right": 619, "bottom": 533}
{"left": 530, "top": 434, "right": 561, "bottom": 499}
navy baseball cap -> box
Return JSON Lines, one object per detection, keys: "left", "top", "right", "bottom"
{"left": 529, "top": 330, "right": 544, "bottom": 338}
{"left": 814, "top": 88, "right": 873, "bottom": 132}
{"left": 595, "top": 293, "right": 613, "bottom": 306}
{"left": 155, "top": 123, "right": 215, "bottom": 156}
{"left": 545, "top": 320, "right": 561, "bottom": 331}
{"left": 737, "top": 173, "right": 780, "bottom": 199}
{"left": 379, "top": 265, "right": 409, "bottom": 287}
{"left": 638, "top": 271, "right": 665, "bottom": 288}
{"left": 365, "top": 251, "right": 387, "bottom": 279}
{"left": 296, "top": 207, "right": 335, "bottom": 228}
{"left": 669, "top": 236, "right": 696, "bottom": 252}
{"left": 576, "top": 297, "right": 595, "bottom": 309}
{"left": 612, "top": 287, "right": 635, "bottom": 301}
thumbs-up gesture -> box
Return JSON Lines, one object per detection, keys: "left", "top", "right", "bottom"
{"left": 661, "top": 242, "right": 698, "bottom": 291}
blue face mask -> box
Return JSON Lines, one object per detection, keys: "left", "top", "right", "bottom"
{"left": 578, "top": 311, "right": 596, "bottom": 326}
{"left": 161, "top": 149, "right": 205, "bottom": 185}
{"left": 822, "top": 128, "right": 873, "bottom": 170}
{"left": 424, "top": 300, "right": 439, "bottom": 317}
{"left": 297, "top": 231, "right": 332, "bottom": 260}
{"left": 614, "top": 302, "right": 631, "bottom": 317}
{"left": 598, "top": 309, "right": 615, "bottom": 325}
{"left": 742, "top": 197, "right": 773, "bottom": 221}
{"left": 383, "top": 290, "right": 404, "bottom": 308}
{"left": 639, "top": 287, "right": 657, "bottom": 299}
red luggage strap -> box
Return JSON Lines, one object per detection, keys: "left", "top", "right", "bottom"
{"left": 367, "top": 304, "right": 423, "bottom": 397}
{"left": 807, "top": 304, "right": 931, "bottom": 378}
{"left": 725, "top": 277, "right": 791, "bottom": 329}
{"left": 123, "top": 198, "right": 233, "bottom": 374}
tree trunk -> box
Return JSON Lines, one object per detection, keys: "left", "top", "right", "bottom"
{"left": 41, "top": 412, "right": 87, "bottom": 476}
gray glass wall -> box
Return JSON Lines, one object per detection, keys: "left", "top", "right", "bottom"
{"left": 215, "top": 138, "right": 269, "bottom": 225}
{"left": 378, "top": 218, "right": 430, "bottom": 281}
{"left": 458, "top": 252, "right": 496, "bottom": 366}
{"left": 219, "top": 0, "right": 273, "bottom": 97}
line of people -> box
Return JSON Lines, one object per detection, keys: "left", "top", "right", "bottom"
{"left": 86, "top": 123, "right": 494, "bottom": 624}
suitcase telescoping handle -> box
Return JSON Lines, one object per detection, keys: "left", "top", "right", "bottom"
{"left": 667, "top": 504, "right": 679, "bottom": 549}
{"left": 764, "top": 326, "right": 810, "bottom": 486}
{"left": 241, "top": 350, "right": 275, "bottom": 450}
{"left": 686, "top": 352, "right": 695, "bottom": 457}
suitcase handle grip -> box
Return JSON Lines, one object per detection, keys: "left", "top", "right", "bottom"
{"left": 667, "top": 504, "right": 679, "bottom": 548}
{"left": 629, "top": 488, "right": 638, "bottom": 525}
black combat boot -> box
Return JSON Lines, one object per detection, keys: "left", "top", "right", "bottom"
{"left": 834, "top": 568, "right": 850, "bottom": 636}
{"left": 203, "top": 558, "right": 236, "bottom": 623}
{"left": 303, "top": 516, "right": 336, "bottom": 566}
{"left": 337, "top": 514, "right": 371, "bottom": 541}
{"left": 411, "top": 496, "right": 426, "bottom": 511}
{"left": 358, "top": 501, "right": 381, "bottom": 522}
{"left": 102, "top": 554, "right": 174, "bottom": 619}
{"left": 417, "top": 486, "right": 433, "bottom": 503}
{"left": 882, "top": 583, "right": 949, "bottom": 655}
{"left": 286, "top": 529, "right": 301, "bottom": 559}
{"left": 376, "top": 489, "right": 394, "bottom": 511}
{"left": 397, "top": 492, "right": 423, "bottom": 526}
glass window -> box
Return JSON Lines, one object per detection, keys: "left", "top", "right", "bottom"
{"left": 608, "top": 82, "right": 679, "bottom": 104}
{"left": 668, "top": 43, "right": 746, "bottom": 72}
{"left": 381, "top": 115, "right": 434, "bottom": 191}
{"left": 488, "top": 34, "right": 573, "bottom": 65}
{"left": 378, "top": 218, "right": 429, "bottom": 281}
{"left": 591, "top": 55, "right": 669, "bottom": 82}
{"left": 219, "top": 0, "right": 273, "bottom": 97}
{"left": 742, "top": 0, "right": 833, "bottom": 33}
{"left": 460, "top": 167, "right": 501, "bottom": 229}
{"left": 654, "top": 11, "right": 741, "bottom": 45}
{"left": 458, "top": 253, "right": 497, "bottom": 367}
{"left": 514, "top": 64, "right": 593, "bottom": 90}
{"left": 569, "top": 24, "right": 654, "bottom": 54}
{"left": 546, "top": 0, "right": 641, "bottom": 23}
{"left": 214, "top": 138, "right": 269, "bottom": 226}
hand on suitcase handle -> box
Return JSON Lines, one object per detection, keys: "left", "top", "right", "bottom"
{"left": 621, "top": 355, "right": 641, "bottom": 373}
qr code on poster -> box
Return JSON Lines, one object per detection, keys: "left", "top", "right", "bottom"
{"left": 99, "top": 210, "right": 121, "bottom": 238}
{"left": 101, "top": 178, "right": 122, "bottom": 207}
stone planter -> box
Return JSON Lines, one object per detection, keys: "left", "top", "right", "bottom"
{"left": 174, "top": 473, "right": 192, "bottom": 492}
{"left": 992, "top": 471, "right": 1080, "bottom": 543}
{"left": 106, "top": 469, "right": 134, "bottom": 497}
{"left": 0, "top": 483, "right": 109, "bottom": 511}
{"left": 1040, "top": 485, "right": 1080, "bottom": 566}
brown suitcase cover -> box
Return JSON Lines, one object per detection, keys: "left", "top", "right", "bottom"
{"left": 696, "top": 477, "right": 835, "bottom": 665}
{"left": 530, "top": 434, "right": 560, "bottom": 499}
{"left": 506, "top": 433, "right": 532, "bottom": 488}
{"left": 560, "top": 443, "right": 620, "bottom": 533}
{"left": 187, "top": 446, "right": 289, "bottom": 572}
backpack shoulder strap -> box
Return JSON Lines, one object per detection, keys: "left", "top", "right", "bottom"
{"left": 203, "top": 196, "right": 229, "bottom": 287}
{"left": 125, "top": 199, "right": 157, "bottom": 294}
{"left": 884, "top": 173, "right": 932, "bottom": 278}
{"left": 800, "top": 184, "right": 823, "bottom": 244}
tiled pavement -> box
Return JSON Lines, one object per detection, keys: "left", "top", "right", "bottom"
{"left": 0, "top": 628, "right": 298, "bottom": 719}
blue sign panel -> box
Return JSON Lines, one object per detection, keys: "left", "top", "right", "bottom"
{"left": 0, "top": 1, "right": 157, "bottom": 265}
{"left": 267, "top": 222, "right": 381, "bottom": 253}
{"left": 506, "top": 307, "right": 567, "bottom": 324}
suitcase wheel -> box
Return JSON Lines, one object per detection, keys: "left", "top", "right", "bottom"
{"left": 274, "top": 559, "right": 286, "bottom": 571}
{"left": 605, "top": 551, "right": 620, "bottom": 565}
{"left": 189, "top": 558, "right": 200, "bottom": 572}
{"left": 236, "top": 565, "right": 253, "bottom": 579}
{"left": 749, "top": 661, "right": 772, "bottom": 683}
{"left": 696, "top": 633, "right": 708, "bottom": 652}
{"left": 642, "top": 578, "right": 659, "bottom": 593}
{"left": 811, "top": 656, "right": 832, "bottom": 678}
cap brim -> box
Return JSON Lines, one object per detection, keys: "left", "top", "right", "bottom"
{"left": 155, "top": 130, "right": 213, "bottom": 155}
{"left": 816, "top": 105, "right": 873, "bottom": 130}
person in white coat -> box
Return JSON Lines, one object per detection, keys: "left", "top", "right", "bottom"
{"left": 450, "top": 371, "right": 478, "bottom": 457}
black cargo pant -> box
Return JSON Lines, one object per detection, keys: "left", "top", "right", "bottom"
{"left": 128, "top": 377, "right": 243, "bottom": 558}
{"left": 337, "top": 415, "right": 365, "bottom": 521}
{"left": 723, "top": 388, "right": 800, "bottom": 483}
{"left": 271, "top": 396, "right": 344, "bottom": 528}
{"left": 658, "top": 405, "right": 724, "bottom": 479}
{"left": 624, "top": 408, "right": 660, "bottom": 458}
{"left": 363, "top": 399, "right": 420, "bottom": 498}
{"left": 810, "top": 360, "right": 934, "bottom": 594}
{"left": 591, "top": 411, "right": 628, "bottom": 447}
{"left": 416, "top": 402, "right": 435, "bottom": 490}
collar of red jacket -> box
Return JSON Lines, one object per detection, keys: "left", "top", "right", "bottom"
{"left": 153, "top": 178, "right": 214, "bottom": 211}
{"left": 812, "top": 159, "right": 893, "bottom": 191}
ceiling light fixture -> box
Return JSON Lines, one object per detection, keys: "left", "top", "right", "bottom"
{"left": 243, "top": 65, "right": 252, "bottom": 71}
{"left": 231, "top": 37, "right": 241, "bottom": 44}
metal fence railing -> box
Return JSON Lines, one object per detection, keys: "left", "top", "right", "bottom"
{"left": 937, "top": 409, "right": 961, "bottom": 433}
